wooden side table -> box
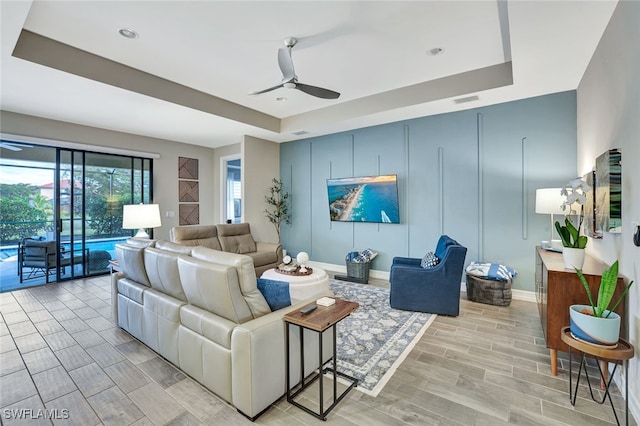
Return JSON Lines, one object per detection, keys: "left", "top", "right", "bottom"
{"left": 561, "top": 326, "right": 634, "bottom": 425}
{"left": 284, "top": 299, "right": 359, "bottom": 421}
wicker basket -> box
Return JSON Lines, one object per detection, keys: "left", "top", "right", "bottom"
{"left": 465, "top": 274, "right": 512, "bottom": 306}
{"left": 346, "top": 259, "right": 371, "bottom": 282}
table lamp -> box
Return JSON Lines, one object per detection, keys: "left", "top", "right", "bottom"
{"left": 123, "top": 204, "right": 161, "bottom": 238}
{"left": 535, "top": 188, "right": 565, "bottom": 249}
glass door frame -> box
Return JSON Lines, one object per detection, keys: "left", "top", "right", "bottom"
{"left": 220, "top": 154, "right": 242, "bottom": 224}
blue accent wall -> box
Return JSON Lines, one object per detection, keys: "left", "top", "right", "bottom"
{"left": 280, "top": 91, "right": 577, "bottom": 291}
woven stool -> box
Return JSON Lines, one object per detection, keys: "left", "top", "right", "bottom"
{"left": 465, "top": 274, "right": 512, "bottom": 306}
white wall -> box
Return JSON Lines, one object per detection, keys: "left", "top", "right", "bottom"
{"left": 576, "top": 0, "right": 640, "bottom": 419}
{"left": 0, "top": 110, "right": 216, "bottom": 241}
{"left": 242, "top": 135, "right": 280, "bottom": 243}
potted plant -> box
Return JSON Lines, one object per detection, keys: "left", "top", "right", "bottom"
{"left": 554, "top": 177, "right": 591, "bottom": 269}
{"left": 569, "top": 260, "right": 634, "bottom": 346}
{"left": 264, "top": 178, "right": 291, "bottom": 243}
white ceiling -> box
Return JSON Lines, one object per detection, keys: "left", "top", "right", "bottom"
{"left": 0, "top": 1, "right": 618, "bottom": 149}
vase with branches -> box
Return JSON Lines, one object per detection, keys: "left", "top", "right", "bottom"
{"left": 264, "top": 178, "right": 291, "bottom": 242}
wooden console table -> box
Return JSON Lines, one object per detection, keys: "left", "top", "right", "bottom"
{"left": 534, "top": 247, "right": 626, "bottom": 376}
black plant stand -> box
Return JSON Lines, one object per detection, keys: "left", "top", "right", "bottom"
{"left": 561, "top": 326, "right": 634, "bottom": 426}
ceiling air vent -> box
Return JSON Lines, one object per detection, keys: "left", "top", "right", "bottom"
{"left": 291, "top": 130, "right": 310, "bottom": 136}
{"left": 453, "top": 95, "right": 479, "bottom": 104}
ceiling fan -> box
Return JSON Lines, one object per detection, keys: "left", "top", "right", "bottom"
{"left": 251, "top": 37, "right": 340, "bottom": 100}
{"left": 0, "top": 142, "right": 33, "bottom": 152}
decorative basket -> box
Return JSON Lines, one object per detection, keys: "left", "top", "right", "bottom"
{"left": 346, "top": 259, "right": 370, "bottom": 281}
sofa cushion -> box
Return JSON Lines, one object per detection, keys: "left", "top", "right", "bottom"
{"left": 154, "top": 240, "right": 193, "bottom": 255}
{"left": 177, "top": 254, "right": 253, "bottom": 324}
{"left": 144, "top": 248, "right": 188, "bottom": 301}
{"left": 144, "top": 288, "right": 185, "bottom": 322}
{"left": 115, "top": 244, "right": 151, "bottom": 287}
{"left": 180, "top": 304, "right": 236, "bottom": 348}
{"left": 170, "top": 225, "right": 222, "bottom": 250}
{"left": 257, "top": 278, "right": 291, "bottom": 311}
{"left": 125, "top": 238, "right": 157, "bottom": 248}
{"left": 117, "top": 278, "right": 147, "bottom": 304}
{"left": 191, "top": 247, "right": 271, "bottom": 319}
{"left": 216, "top": 223, "right": 257, "bottom": 254}
{"left": 434, "top": 235, "right": 459, "bottom": 260}
{"left": 420, "top": 252, "right": 440, "bottom": 269}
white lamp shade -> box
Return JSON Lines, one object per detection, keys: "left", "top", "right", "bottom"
{"left": 535, "top": 188, "right": 565, "bottom": 215}
{"left": 122, "top": 204, "right": 162, "bottom": 229}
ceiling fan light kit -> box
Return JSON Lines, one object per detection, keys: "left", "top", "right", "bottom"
{"left": 251, "top": 37, "right": 340, "bottom": 100}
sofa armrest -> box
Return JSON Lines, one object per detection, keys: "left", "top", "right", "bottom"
{"left": 230, "top": 301, "right": 301, "bottom": 418}
{"left": 256, "top": 241, "right": 282, "bottom": 256}
{"left": 111, "top": 271, "right": 125, "bottom": 324}
{"left": 392, "top": 256, "right": 421, "bottom": 267}
{"left": 231, "top": 294, "right": 332, "bottom": 419}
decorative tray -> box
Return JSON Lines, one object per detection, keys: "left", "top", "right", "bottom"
{"left": 275, "top": 264, "right": 313, "bottom": 276}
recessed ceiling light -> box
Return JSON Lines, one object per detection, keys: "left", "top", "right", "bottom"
{"left": 427, "top": 47, "right": 443, "bottom": 56}
{"left": 119, "top": 28, "right": 138, "bottom": 39}
{"left": 276, "top": 97, "right": 287, "bottom": 102}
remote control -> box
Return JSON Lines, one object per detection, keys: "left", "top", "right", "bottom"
{"left": 300, "top": 304, "right": 317, "bottom": 315}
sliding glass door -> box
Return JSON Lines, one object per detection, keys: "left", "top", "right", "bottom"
{"left": 56, "top": 150, "right": 153, "bottom": 281}
{"left": 0, "top": 140, "right": 152, "bottom": 291}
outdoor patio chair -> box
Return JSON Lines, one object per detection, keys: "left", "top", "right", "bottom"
{"left": 18, "top": 238, "right": 57, "bottom": 283}
{"left": 18, "top": 238, "right": 87, "bottom": 283}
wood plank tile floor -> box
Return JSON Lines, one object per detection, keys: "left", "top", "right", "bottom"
{"left": 0, "top": 275, "right": 636, "bottom": 425}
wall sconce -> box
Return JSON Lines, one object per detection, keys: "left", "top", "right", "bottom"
{"left": 123, "top": 204, "right": 162, "bottom": 238}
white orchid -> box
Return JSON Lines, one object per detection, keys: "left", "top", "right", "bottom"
{"left": 560, "top": 177, "right": 591, "bottom": 214}
{"left": 555, "top": 177, "right": 592, "bottom": 249}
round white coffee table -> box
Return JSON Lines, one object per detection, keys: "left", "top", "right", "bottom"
{"left": 261, "top": 266, "right": 330, "bottom": 303}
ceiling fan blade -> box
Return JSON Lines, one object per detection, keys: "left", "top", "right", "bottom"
{"left": 0, "top": 142, "right": 22, "bottom": 151}
{"left": 249, "top": 83, "right": 284, "bottom": 96}
{"left": 278, "top": 47, "right": 295, "bottom": 81}
{"left": 294, "top": 83, "right": 340, "bottom": 99}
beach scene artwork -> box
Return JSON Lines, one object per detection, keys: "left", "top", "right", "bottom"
{"left": 327, "top": 174, "right": 400, "bottom": 223}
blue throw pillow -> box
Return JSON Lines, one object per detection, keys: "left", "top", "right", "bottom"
{"left": 420, "top": 252, "right": 439, "bottom": 269}
{"left": 257, "top": 278, "right": 291, "bottom": 311}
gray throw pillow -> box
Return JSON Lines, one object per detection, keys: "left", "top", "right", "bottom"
{"left": 420, "top": 252, "right": 439, "bottom": 269}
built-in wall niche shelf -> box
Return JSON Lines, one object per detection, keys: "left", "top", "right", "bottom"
{"left": 584, "top": 149, "right": 622, "bottom": 238}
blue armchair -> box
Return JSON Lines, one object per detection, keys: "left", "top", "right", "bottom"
{"left": 389, "top": 235, "right": 467, "bottom": 316}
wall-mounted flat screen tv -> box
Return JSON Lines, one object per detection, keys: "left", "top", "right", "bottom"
{"left": 327, "top": 174, "right": 400, "bottom": 223}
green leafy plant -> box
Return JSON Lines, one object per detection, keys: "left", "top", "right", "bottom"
{"left": 555, "top": 217, "right": 588, "bottom": 249}
{"left": 575, "top": 260, "right": 634, "bottom": 318}
{"left": 264, "top": 178, "right": 291, "bottom": 242}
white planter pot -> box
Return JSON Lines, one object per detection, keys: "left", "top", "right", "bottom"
{"left": 569, "top": 304, "right": 620, "bottom": 347}
{"left": 562, "top": 247, "right": 585, "bottom": 270}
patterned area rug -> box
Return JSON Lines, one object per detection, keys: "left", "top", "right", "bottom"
{"left": 329, "top": 279, "right": 435, "bottom": 396}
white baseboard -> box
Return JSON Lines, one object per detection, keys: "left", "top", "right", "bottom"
{"left": 307, "top": 260, "right": 390, "bottom": 281}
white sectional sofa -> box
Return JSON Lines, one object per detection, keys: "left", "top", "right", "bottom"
{"left": 112, "top": 238, "right": 331, "bottom": 420}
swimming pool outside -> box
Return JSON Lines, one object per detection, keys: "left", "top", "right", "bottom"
{"left": 0, "top": 237, "right": 128, "bottom": 260}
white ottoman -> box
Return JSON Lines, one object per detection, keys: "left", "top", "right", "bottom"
{"left": 261, "top": 267, "right": 330, "bottom": 303}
